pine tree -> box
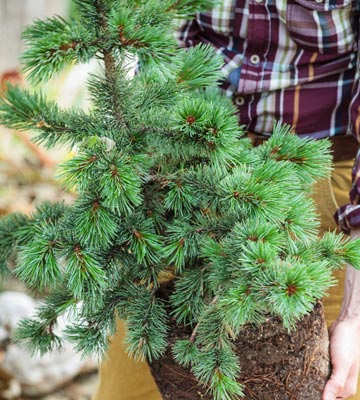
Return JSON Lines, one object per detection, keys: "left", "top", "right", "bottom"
{"left": 1, "top": 1, "right": 360, "bottom": 399}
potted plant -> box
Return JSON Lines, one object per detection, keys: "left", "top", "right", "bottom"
{"left": 1, "top": 1, "right": 359, "bottom": 399}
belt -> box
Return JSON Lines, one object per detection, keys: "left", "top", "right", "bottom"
{"left": 246, "top": 133, "right": 359, "bottom": 163}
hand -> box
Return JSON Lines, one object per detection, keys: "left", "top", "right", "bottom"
{"left": 323, "top": 319, "right": 360, "bottom": 399}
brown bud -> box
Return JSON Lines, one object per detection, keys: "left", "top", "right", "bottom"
{"left": 133, "top": 230, "right": 143, "bottom": 239}
{"left": 92, "top": 201, "right": 100, "bottom": 211}
{"left": 208, "top": 127, "right": 218, "bottom": 136}
{"left": 60, "top": 41, "right": 78, "bottom": 51}
{"left": 186, "top": 116, "right": 196, "bottom": 124}
{"left": 36, "top": 120, "right": 51, "bottom": 128}
{"left": 73, "top": 244, "right": 82, "bottom": 254}
{"left": 286, "top": 284, "right": 297, "bottom": 296}
{"left": 1, "top": 69, "right": 22, "bottom": 94}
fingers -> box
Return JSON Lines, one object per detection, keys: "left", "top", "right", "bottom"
{"left": 323, "top": 363, "right": 358, "bottom": 400}
{"left": 342, "top": 363, "right": 359, "bottom": 399}
{"left": 324, "top": 319, "right": 360, "bottom": 400}
{"left": 323, "top": 379, "right": 344, "bottom": 400}
{"left": 323, "top": 362, "right": 350, "bottom": 400}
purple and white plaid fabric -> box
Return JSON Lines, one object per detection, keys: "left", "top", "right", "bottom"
{"left": 176, "top": 0, "right": 360, "bottom": 232}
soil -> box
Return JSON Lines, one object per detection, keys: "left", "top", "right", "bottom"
{"left": 149, "top": 283, "right": 330, "bottom": 400}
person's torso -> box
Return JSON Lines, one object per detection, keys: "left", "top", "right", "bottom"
{"left": 178, "top": 0, "right": 360, "bottom": 137}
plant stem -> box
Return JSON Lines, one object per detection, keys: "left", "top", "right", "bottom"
{"left": 190, "top": 294, "right": 219, "bottom": 343}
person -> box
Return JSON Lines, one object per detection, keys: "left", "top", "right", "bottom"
{"left": 93, "top": 1, "right": 360, "bottom": 399}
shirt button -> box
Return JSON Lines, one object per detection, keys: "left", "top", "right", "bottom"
{"left": 250, "top": 54, "right": 260, "bottom": 65}
{"left": 235, "top": 96, "right": 245, "bottom": 106}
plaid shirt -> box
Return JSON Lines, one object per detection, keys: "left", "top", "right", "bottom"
{"left": 176, "top": 0, "right": 360, "bottom": 232}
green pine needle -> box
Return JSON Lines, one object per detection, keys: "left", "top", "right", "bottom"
{"left": 170, "top": 268, "right": 207, "bottom": 324}
{"left": 64, "top": 323, "right": 109, "bottom": 358}
{"left": 209, "top": 373, "right": 244, "bottom": 400}
{"left": 170, "top": 0, "right": 220, "bottom": 18}
{"left": 22, "top": 16, "right": 97, "bottom": 84}
{"left": 14, "top": 318, "right": 62, "bottom": 356}
{"left": 99, "top": 156, "right": 143, "bottom": 214}
{"left": 219, "top": 285, "right": 264, "bottom": 331}
{"left": 0, "top": 85, "right": 92, "bottom": 148}
{"left": 16, "top": 234, "right": 60, "bottom": 290}
{"left": 172, "top": 339, "right": 200, "bottom": 368}
{"left": 125, "top": 294, "right": 168, "bottom": 362}
{"left": 64, "top": 244, "right": 106, "bottom": 298}
{"left": 342, "top": 237, "right": 360, "bottom": 269}
{"left": 174, "top": 44, "right": 224, "bottom": 89}
{"left": 258, "top": 122, "right": 332, "bottom": 184}
{"left": 72, "top": 197, "right": 119, "bottom": 250}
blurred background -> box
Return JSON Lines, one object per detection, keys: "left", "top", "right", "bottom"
{"left": 0, "top": 1, "right": 99, "bottom": 399}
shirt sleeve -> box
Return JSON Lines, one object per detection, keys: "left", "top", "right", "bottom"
{"left": 334, "top": 144, "right": 360, "bottom": 234}
{"left": 334, "top": 14, "right": 360, "bottom": 234}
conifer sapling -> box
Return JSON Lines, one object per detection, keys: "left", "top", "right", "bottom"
{"left": 0, "top": 1, "right": 360, "bottom": 399}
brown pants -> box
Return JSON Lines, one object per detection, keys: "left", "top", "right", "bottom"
{"left": 93, "top": 158, "right": 359, "bottom": 400}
